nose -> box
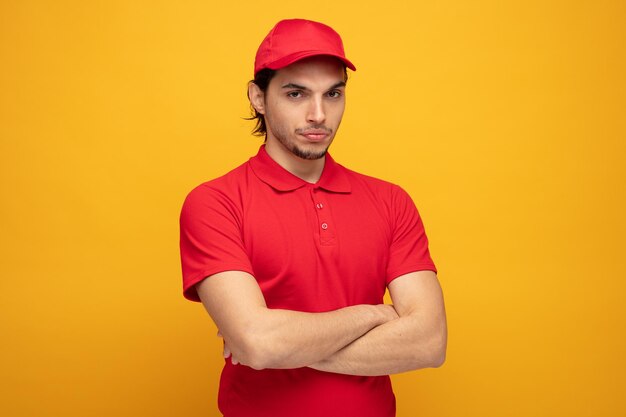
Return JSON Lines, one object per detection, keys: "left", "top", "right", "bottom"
{"left": 306, "top": 96, "right": 326, "bottom": 124}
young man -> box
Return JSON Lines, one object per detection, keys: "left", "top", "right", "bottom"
{"left": 180, "top": 19, "right": 447, "bottom": 417}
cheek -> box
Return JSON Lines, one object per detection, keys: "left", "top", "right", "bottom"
{"left": 329, "top": 105, "right": 345, "bottom": 125}
{"left": 265, "top": 108, "right": 297, "bottom": 135}
{"left": 269, "top": 105, "right": 301, "bottom": 126}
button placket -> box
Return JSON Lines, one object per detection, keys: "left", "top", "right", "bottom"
{"left": 310, "top": 188, "right": 335, "bottom": 246}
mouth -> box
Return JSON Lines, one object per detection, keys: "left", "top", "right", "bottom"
{"left": 297, "top": 128, "right": 332, "bottom": 142}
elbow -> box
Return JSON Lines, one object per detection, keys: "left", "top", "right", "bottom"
{"left": 243, "top": 353, "right": 271, "bottom": 371}
{"left": 414, "top": 325, "right": 447, "bottom": 369}
{"left": 235, "top": 332, "right": 289, "bottom": 370}
{"left": 417, "top": 344, "right": 446, "bottom": 370}
{"left": 428, "top": 326, "right": 447, "bottom": 368}
{"left": 226, "top": 316, "right": 297, "bottom": 370}
{"left": 234, "top": 335, "right": 273, "bottom": 370}
{"left": 237, "top": 348, "right": 266, "bottom": 370}
{"left": 429, "top": 345, "right": 446, "bottom": 368}
{"left": 413, "top": 341, "right": 446, "bottom": 370}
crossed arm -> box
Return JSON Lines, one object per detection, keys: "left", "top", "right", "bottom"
{"left": 196, "top": 270, "right": 447, "bottom": 375}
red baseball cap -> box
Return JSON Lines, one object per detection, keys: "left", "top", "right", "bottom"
{"left": 254, "top": 19, "right": 356, "bottom": 76}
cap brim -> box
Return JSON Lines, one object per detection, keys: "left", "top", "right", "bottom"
{"left": 261, "top": 50, "right": 356, "bottom": 73}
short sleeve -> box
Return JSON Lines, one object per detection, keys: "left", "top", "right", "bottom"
{"left": 385, "top": 186, "right": 437, "bottom": 284}
{"left": 179, "top": 184, "right": 254, "bottom": 302}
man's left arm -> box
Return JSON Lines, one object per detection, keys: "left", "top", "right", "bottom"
{"left": 308, "top": 270, "right": 447, "bottom": 376}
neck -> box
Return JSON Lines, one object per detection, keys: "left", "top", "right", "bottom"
{"left": 265, "top": 140, "right": 326, "bottom": 183}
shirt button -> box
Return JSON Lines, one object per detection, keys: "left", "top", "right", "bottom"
{"left": 321, "top": 223, "right": 328, "bottom": 230}
{"left": 316, "top": 203, "right": 324, "bottom": 209}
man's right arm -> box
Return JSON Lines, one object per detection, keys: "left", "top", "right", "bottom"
{"left": 196, "top": 270, "right": 398, "bottom": 370}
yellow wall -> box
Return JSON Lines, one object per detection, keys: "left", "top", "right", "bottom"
{"left": 1, "top": 1, "right": 624, "bottom": 416}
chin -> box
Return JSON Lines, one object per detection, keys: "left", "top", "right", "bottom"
{"left": 290, "top": 144, "right": 329, "bottom": 160}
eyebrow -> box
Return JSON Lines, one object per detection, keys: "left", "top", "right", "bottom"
{"left": 281, "top": 81, "right": 346, "bottom": 91}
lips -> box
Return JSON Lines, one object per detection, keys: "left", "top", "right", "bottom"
{"left": 298, "top": 128, "right": 331, "bottom": 142}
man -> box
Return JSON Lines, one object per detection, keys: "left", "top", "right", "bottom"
{"left": 180, "top": 19, "right": 447, "bottom": 417}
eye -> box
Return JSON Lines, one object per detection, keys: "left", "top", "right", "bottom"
{"left": 287, "top": 91, "right": 303, "bottom": 98}
{"left": 327, "top": 90, "right": 342, "bottom": 98}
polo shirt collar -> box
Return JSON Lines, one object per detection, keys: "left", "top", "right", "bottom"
{"left": 249, "top": 145, "right": 351, "bottom": 193}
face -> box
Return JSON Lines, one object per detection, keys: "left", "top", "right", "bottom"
{"left": 250, "top": 56, "right": 347, "bottom": 160}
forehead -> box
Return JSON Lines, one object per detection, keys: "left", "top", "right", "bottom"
{"left": 271, "top": 56, "right": 347, "bottom": 86}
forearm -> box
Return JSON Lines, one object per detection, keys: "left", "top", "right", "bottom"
{"left": 197, "top": 271, "right": 399, "bottom": 371}
{"left": 225, "top": 303, "right": 397, "bottom": 370}
{"left": 309, "top": 308, "right": 447, "bottom": 376}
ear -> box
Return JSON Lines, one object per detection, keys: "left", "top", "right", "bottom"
{"left": 248, "top": 82, "right": 266, "bottom": 115}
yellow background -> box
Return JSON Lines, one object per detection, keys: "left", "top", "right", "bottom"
{"left": 1, "top": 1, "right": 625, "bottom": 416}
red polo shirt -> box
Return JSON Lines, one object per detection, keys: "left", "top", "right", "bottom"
{"left": 180, "top": 145, "right": 436, "bottom": 417}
